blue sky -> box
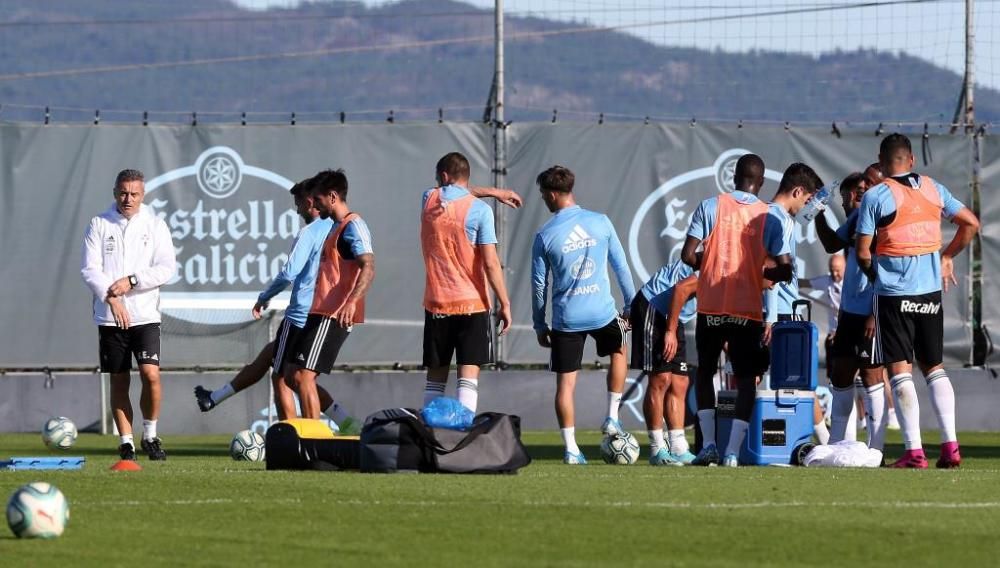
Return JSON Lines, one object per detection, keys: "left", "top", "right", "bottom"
{"left": 232, "top": 1, "right": 1000, "bottom": 90}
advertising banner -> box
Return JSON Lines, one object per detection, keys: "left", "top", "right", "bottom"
{"left": 0, "top": 123, "right": 975, "bottom": 367}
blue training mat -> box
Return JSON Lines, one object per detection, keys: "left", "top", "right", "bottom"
{"left": 0, "top": 457, "right": 86, "bottom": 471}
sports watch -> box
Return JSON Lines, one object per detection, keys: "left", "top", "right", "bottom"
{"left": 128, "top": 274, "right": 138, "bottom": 289}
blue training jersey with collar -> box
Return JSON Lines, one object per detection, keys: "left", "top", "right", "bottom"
{"left": 532, "top": 205, "right": 637, "bottom": 332}
{"left": 258, "top": 217, "right": 334, "bottom": 327}
{"left": 639, "top": 260, "right": 697, "bottom": 323}
{"left": 856, "top": 174, "right": 965, "bottom": 296}
{"left": 836, "top": 210, "right": 875, "bottom": 315}
{"left": 421, "top": 184, "right": 497, "bottom": 245}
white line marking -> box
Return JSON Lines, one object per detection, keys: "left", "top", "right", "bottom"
{"left": 74, "top": 497, "right": 1000, "bottom": 510}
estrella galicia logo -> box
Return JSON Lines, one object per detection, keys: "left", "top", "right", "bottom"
{"left": 145, "top": 146, "right": 297, "bottom": 325}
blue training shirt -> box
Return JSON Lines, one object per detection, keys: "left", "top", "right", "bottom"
{"left": 763, "top": 203, "right": 799, "bottom": 321}
{"left": 532, "top": 205, "right": 637, "bottom": 332}
{"left": 421, "top": 184, "right": 497, "bottom": 245}
{"left": 686, "top": 191, "right": 788, "bottom": 257}
{"left": 688, "top": 191, "right": 787, "bottom": 321}
{"left": 258, "top": 217, "right": 334, "bottom": 327}
{"left": 835, "top": 210, "right": 875, "bottom": 315}
{"left": 331, "top": 217, "right": 375, "bottom": 259}
{"left": 856, "top": 174, "right": 965, "bottom": 296}
{"left": 640, "top": 260, "right": 697, "bottom": 323}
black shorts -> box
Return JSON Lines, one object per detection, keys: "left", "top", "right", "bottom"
{"left": 629, "top": 294, "right": 688, "bottom": 375}
{"left": 423, "top": 311, "right": 493, "bottom": 368}
{"left": 695, "top": 314, "right": 768, "bottom": 378}
{"left": 292, "top": 314, "right": 351, "bottom": 374}
{"left": 874, "top": 292, "right": 944, "bottom": 367}
{"left": 272, "top": 317, "right": 303, "bottom": 373}
{"left": 550, "top": 316, "right": 628, "bottom": 374}
{"left": 831, "top": 310, "right": 878, "bottom": 368}
{"left": 98, "top": 323, "right": 161, "bottom": 373}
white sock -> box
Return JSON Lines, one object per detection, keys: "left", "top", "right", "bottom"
{"left": 890, "top": 373, "right": 922, "bottom": 450}
{"left": 211, "top": 383, "right": 236, "bottom": 405}
{"left": 697, "top": 409, "right": 716, "bottom": 448}
{"left": 725, "top": 419, "right": 749, "bottom": 457}
{"left": 864, "top": 383, "right": 887, "bottom": 451}
{"left": 423, "top": 380, "right": 446, "bottom": 407}
{"left": 668, "top": 429, "right": 690, "bottom": 455}
{"left": 925, "top": 369, "right": 958, "bottom": 443}
{"left": 607, "top": 391, "right": 623, "bottom": 421}
{"left": 119, "top": 433, "right": 134, "bottom": 447}
{"left": 845, "top": 399, "right": 858, "bottom": 442}
{"left": 648, "top": 429, "right": 665, "bottom": 454}
{"left": 327, "top": 401, "right": 350, "bottom": 423}
{"left": 456, "top": 378, "right": 479, "bottom": 413}
{"left": 813, "top": 420, "right": 830, "bottom": 445}
{"left": 830, "top": 385, "right": 855, "bottom": 444}
{"left": 142, "top": 419, "right": 157, "bottom": 441}
{"left": 561, "top": 427, "right": 580, "bottom": 454}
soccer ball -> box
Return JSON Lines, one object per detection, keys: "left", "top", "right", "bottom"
{"left": 229, "top": 429, "right": 266, "bottom": 462}
{"left": 600, "top": 432, "right": 640, "bottom": 465}
{"left": 41, "top": 417, "right": 77, "bottom": 450}
{"left": 6, "top": 482, "right": 70, "bottom": 539}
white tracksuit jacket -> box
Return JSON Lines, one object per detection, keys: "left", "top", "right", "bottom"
{"left": 80, "top": 203, "right": 177, "bottom": 326}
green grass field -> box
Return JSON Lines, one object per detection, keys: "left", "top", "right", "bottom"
{"left": 2, "top": 431, "right": 999, "bottom": 567}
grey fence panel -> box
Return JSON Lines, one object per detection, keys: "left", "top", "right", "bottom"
{"left": 0, "top": 123, "right": 974, "bottom": 367}
{"left": 0, "top": 123, "right": 491, "bottom": 367}
{"left": 503, "top": 123, "right": 974, "bottom": 364}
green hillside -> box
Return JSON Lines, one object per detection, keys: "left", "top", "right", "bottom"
{"left": 0, "top": 0, "right": 989, "bottom": 123}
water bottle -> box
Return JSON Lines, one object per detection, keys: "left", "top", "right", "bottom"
{"left": 797, "top": 180, "right": 838, "bottom": 224}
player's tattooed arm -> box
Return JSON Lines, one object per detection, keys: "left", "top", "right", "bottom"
{"left": 941, "top": 207, "right": 980, "bottom": 292}
{"left": 333, "top": 253, "right": 375, "bottom": 327}
{"left": 468, "top": 186, "right": 522, "bottom": 209}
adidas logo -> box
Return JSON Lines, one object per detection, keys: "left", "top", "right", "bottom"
{"left": 562, "top": 224, "right": 597, "bottom": 253}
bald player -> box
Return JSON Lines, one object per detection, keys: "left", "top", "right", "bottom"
{"left": 681, "top": 154, "right": 793, "bottom": 467}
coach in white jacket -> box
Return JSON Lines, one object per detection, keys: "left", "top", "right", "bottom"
{"left": 81, "top": 169, "right": 176, "bottom": 462}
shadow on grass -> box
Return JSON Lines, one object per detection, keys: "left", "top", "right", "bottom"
{"left": 529, "top": 442, "right": 1000, "bottom": 463}
{"left": 82, "top": 446, "right": 230, "bottom": 458}
{"left": 527, "top": 444, "right": 603, "bottom": 461}
{"left": 882, "top": 442, "right": 1000, "bottom": 460}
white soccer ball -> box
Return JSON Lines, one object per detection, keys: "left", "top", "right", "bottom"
{"left": 41, "top": 417, "right": 77, "bottom": 450}
{"left": 6, "top": 482, "right": 70, "bottom": 539}
{"left": 229, "top": 429, "right": 266, "bottom": 462}
{"left": 600, "top": 432, "right": 640, "bottom": 465}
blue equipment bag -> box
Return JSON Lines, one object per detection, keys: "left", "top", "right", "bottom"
{"left": 716, "top": 300, "right": 818, "bottom": 465}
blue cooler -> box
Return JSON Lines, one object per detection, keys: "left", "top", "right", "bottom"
{"left": 716, "top": 300, "right": 818, "bottom": 465}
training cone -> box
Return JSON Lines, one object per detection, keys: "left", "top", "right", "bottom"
{"left": 110, "top": 460, "right": 142, "bottom": 472}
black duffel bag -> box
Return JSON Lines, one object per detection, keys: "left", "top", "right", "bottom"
{"left": 360, "top": 408, "right": 531, "bottom": 474}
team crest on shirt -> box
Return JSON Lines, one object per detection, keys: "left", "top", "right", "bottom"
{"left": 144, "top": 146, "right": 299, "bottom": 325}
{"left": 569, "top": 257, "right": 596, "bottom": 280}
